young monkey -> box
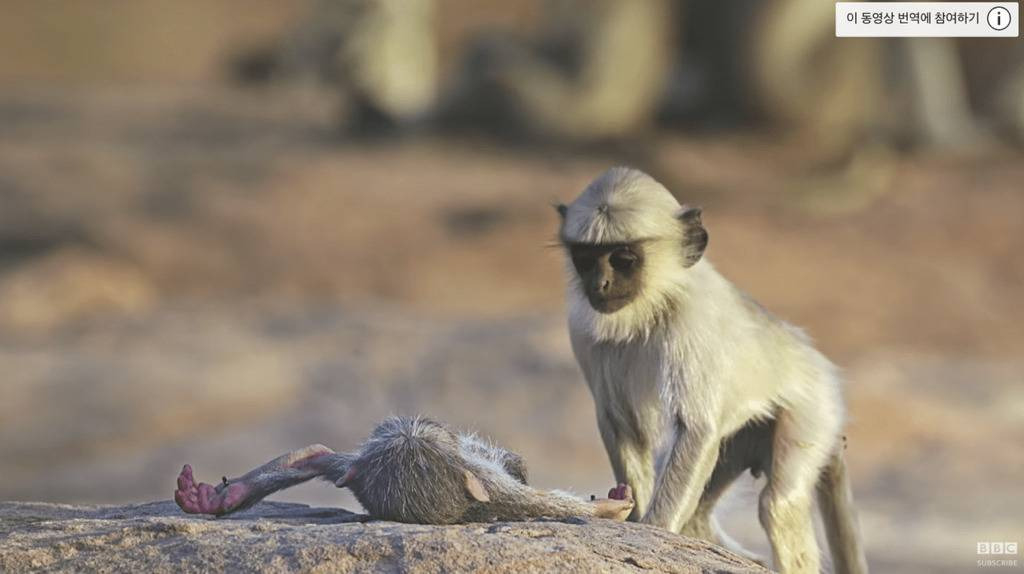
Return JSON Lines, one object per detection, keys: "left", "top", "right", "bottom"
{"left": 557, "top": 167, "right": 867, "bottom": 573}
{"left": 175, "top": 416, "right": 634, "bottom": 524}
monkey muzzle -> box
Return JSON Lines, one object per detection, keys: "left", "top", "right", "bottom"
{"left": 586, "top": 285, "right": 634, "bottom": 314}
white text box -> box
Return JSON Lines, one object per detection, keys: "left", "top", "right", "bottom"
{"left": 836, "top": 2, "right": 1019, "bottom": 37}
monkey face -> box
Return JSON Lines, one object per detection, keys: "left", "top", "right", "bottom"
{"left": 568, "top": 242, "right": 644, "bottom": 314}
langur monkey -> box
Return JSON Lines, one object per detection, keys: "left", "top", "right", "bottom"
{"left": 557, "top": 167, "right": 867, "bottom": 573}
{"left": 175, "top": 416, "right": 634, "bottom": 524}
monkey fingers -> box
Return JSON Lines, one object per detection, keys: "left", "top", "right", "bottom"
{"left": 608, "top": 483, "right": 631, "bottom": 500}
{"left": 174, "top": 444, "right": 337, "bottom": 517}
{"left": 175, "top": 464, "right": 253, "bottom": 516}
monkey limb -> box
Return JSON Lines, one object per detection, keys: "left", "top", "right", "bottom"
{"left": 641, "top": 417, "right": 722, "bottom": 532}
{"left": 241, "top": 0, "right": 438, "bottom": 130}
{"left": 816, "top": 449, "right": 869, "bottom": 573}
{"left": 175, "top": 417, "right": 634, "bottom": 524}
{"left": 437, "top": 0, "right": 671, "bottom": 141}
{"left": 175, "top": 444, "right": 350, "bottom": 516}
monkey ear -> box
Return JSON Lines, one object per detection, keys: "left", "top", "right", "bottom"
{"left": 554, "top": 203, "right": 568, "bottom": 220}
{"left": 677, "top": 205, "right": 708, "bottom": 268}
{"left": 463, "top": 469, "right": 491, "bottom": 502}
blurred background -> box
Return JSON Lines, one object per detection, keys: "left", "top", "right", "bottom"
{"left": 0, "top": 1, "right": 1021, "bottom": 572}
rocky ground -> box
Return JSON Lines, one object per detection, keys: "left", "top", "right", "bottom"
{"left": 0, "top": 501, "right": 768, "bottom": 573}
{"left": 0, "top": 88, "right": 1022, "bottom": 573}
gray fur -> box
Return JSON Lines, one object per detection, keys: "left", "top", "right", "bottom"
{"left": 185, "top": 417, "right": 632, "bottom": 525}
{"left": 344, "top": 417, "right": 472, "bottom": 524}
{"left": 347, "top": 417, "right": 620, "bottom": 523}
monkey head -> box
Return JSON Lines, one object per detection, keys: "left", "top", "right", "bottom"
{"left": 557, "top": 167, "right": 707, "bottom": 341}
{"left": 339, "top": 416, "right": 491, "bottom": 524}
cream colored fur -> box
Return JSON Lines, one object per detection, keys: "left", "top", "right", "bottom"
{"left": 561, "top": 167, "right": 865, "bottom": 574}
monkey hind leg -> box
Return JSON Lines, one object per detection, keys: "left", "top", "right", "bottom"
{"left": 458, "top": 433, "right": 529, "bottom": 485}
{"left": 816, "top": 450, "right": 868, "bottom": 574}
{"left": 760, "top": 406, "right": 838, "bottom": 574}
{"left": 175, "top": 444, "right": 347, "bottom": 516}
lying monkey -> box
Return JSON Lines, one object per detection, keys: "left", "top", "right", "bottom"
{"left": 175, "top": 416, "right": 634, "bottom": 524}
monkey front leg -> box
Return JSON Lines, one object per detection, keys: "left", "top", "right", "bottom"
{"left": 597, "top": 416, "right": 655, "bottom": 521}
{"left": 174, "top": 444, "right": 345, "bottom": 516}
{"left": 641, "top": 421, "right": 722, "bottom": 533}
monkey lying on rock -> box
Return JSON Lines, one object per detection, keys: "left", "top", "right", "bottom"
{"left": 175, "top": 416, "right": 634, "bottom": 524}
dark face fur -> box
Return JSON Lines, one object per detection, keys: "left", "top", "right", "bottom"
{"left": 567, "top": 242, "right": 644, "bottom": 314}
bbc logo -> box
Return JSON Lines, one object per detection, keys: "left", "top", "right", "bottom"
{"left": 977, "top": 542, "right": 1019, "bottom": 555}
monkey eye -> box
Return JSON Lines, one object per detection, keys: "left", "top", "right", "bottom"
{"left": 609, "top": 249, "right": 638, "bottom": 271}
{"left": 572, "top": 253, "right": 597, "bottom": 273}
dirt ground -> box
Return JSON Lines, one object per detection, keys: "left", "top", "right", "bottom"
{"left": 0, "top": 87, "right": 1021, "bottom": 573}
{"left": 0, "top": 2, "right": 1022, "bottom": 572}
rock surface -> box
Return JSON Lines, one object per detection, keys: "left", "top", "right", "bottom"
{"left": 0, "top": 500, "right": 769, "bottom": 573}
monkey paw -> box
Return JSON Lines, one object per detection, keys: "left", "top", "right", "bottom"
{"left": 174, "top": 464, "right": 251, "bottom": 517}
{"left": 592, "top": 483, "right": 634, "bottom": 521}
{"left": 608, "top": 483, "right": 631, "bottom": 500}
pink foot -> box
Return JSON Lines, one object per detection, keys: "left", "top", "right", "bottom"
{"left": 174, "top": 464, "right": 252, "bottom": 516}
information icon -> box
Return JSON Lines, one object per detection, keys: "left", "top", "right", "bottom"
{"left": 987, "top": 6, "right": 1012, "bottom": 30}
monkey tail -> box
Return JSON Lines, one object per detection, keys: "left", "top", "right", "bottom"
{"left": 816, "top": 449, "right": 869, "bottom": 574}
